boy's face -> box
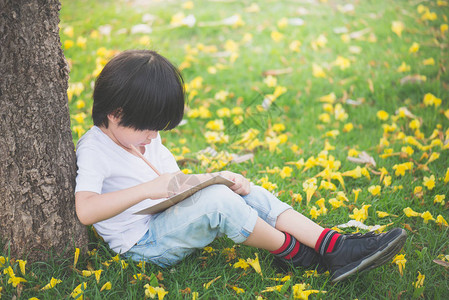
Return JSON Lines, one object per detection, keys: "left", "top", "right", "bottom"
{"left": 104, "top": 114, "right": 158, "bottom": 150}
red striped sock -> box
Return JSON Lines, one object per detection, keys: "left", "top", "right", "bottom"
{"left": 270, "top": 232, "right": 300, "bottom": 260}
{"left": 314, "top": 228, "right": 342, "bottom": 255}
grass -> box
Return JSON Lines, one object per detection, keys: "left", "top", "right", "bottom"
{"left": 1, "top": 0, "right": 449, "bottom": 299}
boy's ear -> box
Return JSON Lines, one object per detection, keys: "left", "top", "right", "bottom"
{"left": 107, "top": 109, "right": 122, "bottom": 124}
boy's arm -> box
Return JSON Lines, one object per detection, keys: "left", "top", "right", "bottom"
{"left": 75, "top": 172, "right": 178, "bottom": 225}
{"left": 75, "top": 171, "right": 251, "bottom": 225}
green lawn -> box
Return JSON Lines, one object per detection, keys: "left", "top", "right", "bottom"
{"left": 1, "top": 0, "right": 448, "bottom": 299}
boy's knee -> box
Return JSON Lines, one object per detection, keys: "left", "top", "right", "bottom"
{"left": 200, "top": 184, "right": 245, "bottom": 213}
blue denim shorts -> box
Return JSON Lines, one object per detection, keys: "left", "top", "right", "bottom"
{"left": 123, "top": 184, "right": 291, "bottom": 267}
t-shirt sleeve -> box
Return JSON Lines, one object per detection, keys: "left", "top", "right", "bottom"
{"left": 75, "top": 146, "right": 110, "bottom": 194}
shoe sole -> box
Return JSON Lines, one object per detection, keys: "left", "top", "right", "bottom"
{"left": 331, "top": 228, "right": 407, "bottom": 284}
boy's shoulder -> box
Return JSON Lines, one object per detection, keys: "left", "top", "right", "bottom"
{"left": 75, "top": 126, "right": 108, "bottom": 154}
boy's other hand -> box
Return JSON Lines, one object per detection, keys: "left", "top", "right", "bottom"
{"left": 218, "top": 171, "right": 251, "bottom": 195}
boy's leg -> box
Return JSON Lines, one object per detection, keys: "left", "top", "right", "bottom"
{"left": 241, "top": 186, "right": 322, "bottom": 269}
{"left": 124, "top": 184, "right": 287, "bottom": 267}
{"left": 242, "top": 186, "right": 407, "bottom": 282}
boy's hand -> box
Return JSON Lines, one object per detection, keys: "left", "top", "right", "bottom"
{"left": 154, "top": 172, "right": 216, "bottom": 198}
{"left": 218, "top": 171, "right": 251, "bottom": 195}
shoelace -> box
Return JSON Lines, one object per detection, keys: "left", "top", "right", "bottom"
{"left": 345, "top": 231, "right": 378, "bottom": 239}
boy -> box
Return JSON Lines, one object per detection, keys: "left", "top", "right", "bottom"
{"left": 75, "top": 50, "right": 407, "bottom": 283}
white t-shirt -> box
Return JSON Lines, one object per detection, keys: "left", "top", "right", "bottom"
{"left": 75, "top": 126, "right": 180, "bottom": 253}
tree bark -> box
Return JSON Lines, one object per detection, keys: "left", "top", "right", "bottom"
{"left": 0, "top": 0, "right": 88, "bottom": 261}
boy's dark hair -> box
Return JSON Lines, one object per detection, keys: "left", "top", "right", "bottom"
{"left": 92, "top": 50, "right": 185, "bottom": 131}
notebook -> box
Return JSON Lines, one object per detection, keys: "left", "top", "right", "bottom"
{"left": 134, "top": 175, "right": 234, "bottom": 215}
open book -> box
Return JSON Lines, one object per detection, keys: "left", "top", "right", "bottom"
{"left": 134, "top": 175, "right": 234, "bottom": 215}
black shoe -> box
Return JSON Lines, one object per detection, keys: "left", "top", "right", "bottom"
{"left": 273, "top": 244, "right": 326, "bottom": 273}
{"left": 321, "top": 228, "right": 407, "bottom": 283}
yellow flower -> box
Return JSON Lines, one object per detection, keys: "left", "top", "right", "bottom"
{"left": 376, "top": 110, "right": 389, "bottom": 121}
{"left": 261, "top": 285, "right": 283, "bottom": 293}
{"left": 76, "top": 36, "right": 87, "bottom": 49}
{"left": 309, "top": 206, "right": 320, "bottom": 219}
{"left": 316, "top": 198, "right": 328, "bottom": 215}
{"left": 352, "top": 188, "right": 361, "bottom": 203}
{"left": 312, "top": 64, "right": 326, "bottom": 78}
{"left": 63, "top": 26, "right": 74, "bottom": 37}
{"left": 421, "top": 10, "right": 437, "bottom": 21}
{"left": 41, "top": 277, "right": 62, "bottom": 290}
{"left": 434, "top": 195, "right": 446, "bottom": 205}
{"left": 271, "top": 31, "right": 284, "bottom": 42}
{"left": 413, "top": 271, "right": 425, "bottom": 289}
{"left": 120, "top": 260, "right": 128, "bottom": 269}
{"left": 401, "top": 146, "right": 414, "bottom": 156}
{"left": 71, "top": 282, "right": 87, "bottom": 299}
{"left": 319, "top": 180, "right": 336, "bottom": 191}
{"left": 206, "top": 119, "right": 225, "bottom": 131}
{"left": 414, "top": 186, "right": 423, "bottom": 196}
{"left": 258, "top": 176, "right": 278, "bottom": 191}
{"left": 397, "top": 62, "right": 410, "bottom": 73}
{"left": 289, "top": 40, "right": 301, "bottom": 52}
{"left": 404, "top": 207, "right": 420, "bottom": 217}
{"left": 8, "top": 276, "right": 27, "bottom": 288}
{"left": 441, "top": 24, "right": 448, "bottom": 34}
{"left": 233, "top": 258, "right": 250, "bottom": 270}
{"left": 393, "top": 162, "right": 414, "bottom": 176}
{"left": 377, "top": 211, "right": 390, "bottom": 218}
{"left": 329, "top": 198, "right": 344, "bottom": 209}
{"left": 427, "top": 152, "right": 440, "bottom": 164}
{"left": 303, "top": 178, "right": 317, "bottom": 205}
{"left": 319, "top": 113, "right": 331, "bottom": 123}
{"left": 231, "top": 286, "right": 245, "bottom": 294}
{"left": 74, "top": 248, "right": 80, "bottom": 268}
{"left": 319, "top": 92, "right": 336, "bottom": 103}
{"left": 72, "top": 125, "right": 85, "bottom": 138}
{"left": 280, "top": 166, "right": 293, "bottom": 179}
{"left": 246, "top": 253, "right": 262, "bottom": 276}
{"left": 64, "top": 39, "right": 74, "bottom": 49}
{"left": 392, "top": 254, "right": 406, "bottom": 276}
{"left": 334, "top": 103, "right": 348, "bottom": 121}
{"left": 423, "top": 175, "right": 435, "bottom": 190}
{"left": 349, "top": 205, "right": 371, "bottom": 222}
{"left": 422, "top": 58, "right": 435, "bottom": 65}
{"left": 144, "top": 284, "right": 168, "bottom": 299}
{"left": 421, "top": 211, "right": 435, "bottom": 224}
{"left": 333, "top": 56, "right": 351, "bottom": 70}
{"left": 383, "top": 175, "right": 392, "bottom": 187}
{"left": 0, "top": 256, "right": 8, "bottom": 267}
{"left": 391, "top": 21, "right": 405, "bottom": 37}
{"left": 423, "top": 93, "right": 442, "bottom": 107}
{"left": 325, "top": 129, "right": 340, "bottom": 138}
{"left": 182, "top": 1, "right": 194, "bottom": 9}
{"left": 409, "top": 119, "right": 420, "bottom": 130}
{"left": 445, "top": 168, "right": 449, "bottom": 183}
{"left": 311, "top": 34, "right": 328, "bottom": 49}
{"left": 436, "top": 215, "right": 448, "bottom": 226}
{"left": 100, "top": 282, "right": 112, "bottom": 292}
{"left": 368, "top": 185, "right": 381, "bottom": 196}
{"left": 409, "top": 42, "right": 420, "bottom": 53}
{"left": 292, "top": 283, "right": 323, "bottom": 299}
{"left": 343, "top": 122, "right": 354, "bottom": 132}
{"left": 348, "top": 148, "right": 360, "bottom": 157}
{"left": 17, "top": 259, "right": 26, "bottom": 275}
{"left": 263, "top": 75, "right": 277, "bottom": 87}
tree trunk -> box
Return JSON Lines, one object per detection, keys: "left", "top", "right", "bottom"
{"left": 0, "top": 0, "right": 88, "bottom": 261}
